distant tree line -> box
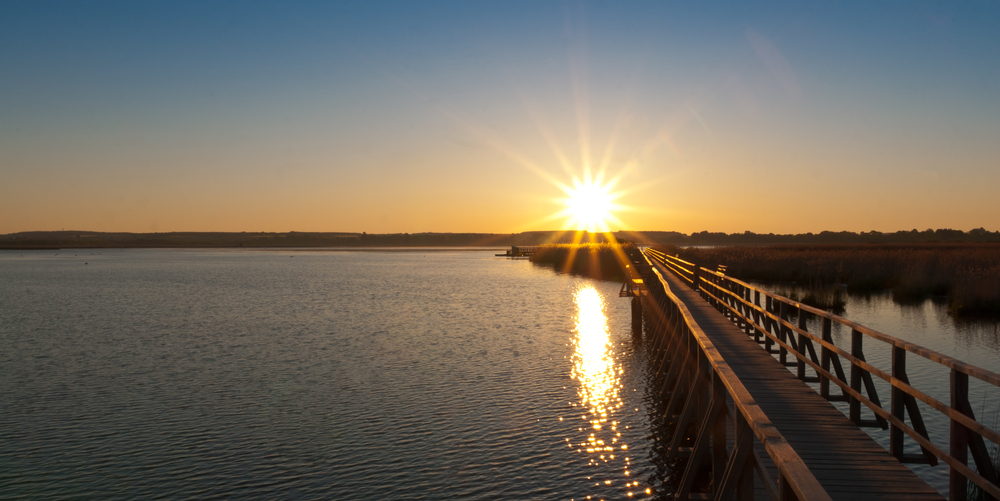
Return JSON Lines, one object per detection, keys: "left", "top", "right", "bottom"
{"left": 1, "top": 227, "right": 997, "bottom": 249}
{"left": 0, "top": 231, "right": 526, "bottom": 249}
{"left": 653, "top": 242, "right": 1000, "bottom": 316}
{"left": 621, "top": 228, "right": 1000, "bottom": 245}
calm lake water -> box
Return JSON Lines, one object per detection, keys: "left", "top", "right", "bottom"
{"left": 0, "top": 249, "right": 655, "bottom": 500}
{"left": 3, "top": 249, "right": 998, "bottom": 499}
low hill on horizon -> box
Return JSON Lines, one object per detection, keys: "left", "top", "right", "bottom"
{"left": 1, "top": 228, "right": 998, "bottom": 249}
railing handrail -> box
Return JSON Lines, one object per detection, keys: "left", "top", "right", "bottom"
{"left": 699, "top": 276, "right": 1000, "bottom": 445}
{"left": 645, "top": 248, "right": 697, "bottom": 285}
{"left": 700, "top": 267, "right": 1000, "bottom": 387}
{"left": 667, "top": 257, "right": 1000, "bottom": 498}
{"left": 640, "top": 250, "right": 833, "bottom": 500}
{"left": 646, "top": 247, "right": 696, "bottom": 267}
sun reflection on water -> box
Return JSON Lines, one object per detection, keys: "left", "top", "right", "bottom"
{"left": 572, "top": 286, "right": 621, "bottom": 422}
{"left": 567, "top": 285, "right": 646, "bottom": 498}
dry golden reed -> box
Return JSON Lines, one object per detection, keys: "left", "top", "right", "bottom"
{"left": 653, "top": 243, "right": 1000, "bottom": 316}
{"left": 529, "top": 243, "right": 640, "bottom": 282}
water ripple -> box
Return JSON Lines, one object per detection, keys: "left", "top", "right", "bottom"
{"left": 1, "top": 250, "right": 654, "bottom": 499}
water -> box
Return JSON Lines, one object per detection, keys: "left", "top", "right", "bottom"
{"left": 757, "top": 283, "right": 1000, "bottom": 495}
{"left": 5, "top": 249, "right": 998, "bottom": 499}
{"left": 0, "top": 249, "right": 655, "bottom": 500}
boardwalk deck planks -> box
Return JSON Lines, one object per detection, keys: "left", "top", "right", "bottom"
{"left": 640, "top": 249, "right": 948, "bottom": 500}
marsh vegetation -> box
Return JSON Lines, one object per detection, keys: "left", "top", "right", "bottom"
{"left": 653, "top": 243, "right": 1000, "bottom": 317}
{"left": 529, "top": 243, "right": 640, "bottom": 281}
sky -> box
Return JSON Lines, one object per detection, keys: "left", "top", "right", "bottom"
{"left": 2, "top": 1, "right": 998, "bottom": 234}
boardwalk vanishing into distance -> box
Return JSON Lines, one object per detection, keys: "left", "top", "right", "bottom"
{"left": 625, "top": 247, "right": 1000, "bottom": 500}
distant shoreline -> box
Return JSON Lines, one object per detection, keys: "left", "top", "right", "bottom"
{"left": 246, "top": 246, "right": 507, "bottom": 252}
{"left": 0, "top": 247, "right": 510, "bottom": 252}
{"left": 2, "top": 228, "right": 998, "bottom": 250}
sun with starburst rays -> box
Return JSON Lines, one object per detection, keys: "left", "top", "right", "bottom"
{"left": 555, "top": 173, "right": 625, "bottom": 234}
{"left": 514, "top": 163, "right": 638, "bottom": 243}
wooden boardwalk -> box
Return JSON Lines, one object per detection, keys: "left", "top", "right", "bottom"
{"left": 652, "top": 260, "right": 943, "bottom": 500}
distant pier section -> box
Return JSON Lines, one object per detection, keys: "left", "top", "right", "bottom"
{"left": 496, "top": 245, "right": 537, "bottom": 258}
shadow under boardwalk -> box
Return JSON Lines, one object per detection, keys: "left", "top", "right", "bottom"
{"left": 652, "top": 262, "right": 944, "bottom": 500}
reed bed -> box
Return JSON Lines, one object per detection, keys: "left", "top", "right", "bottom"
{"left": 529, "top": 243, "right": 640, "bottom": 282}
{"left": 652, "top": 243, "right": 1000, "bottom": 316}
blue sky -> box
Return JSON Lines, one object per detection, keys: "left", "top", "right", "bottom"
{"left": 2, "top": 1, "right": 998, "bottom": 233}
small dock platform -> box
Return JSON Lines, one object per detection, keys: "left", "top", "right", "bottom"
{"left": 496, "top": 245, "right": 536, "bottom": 258}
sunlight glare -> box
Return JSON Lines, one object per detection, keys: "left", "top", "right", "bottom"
{"left": 559, "top": 176, "right": 624, "bottom": 233}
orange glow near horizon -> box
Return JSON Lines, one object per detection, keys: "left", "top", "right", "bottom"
{"left": 2, "top": 4, "right": 998, "bottom": 236}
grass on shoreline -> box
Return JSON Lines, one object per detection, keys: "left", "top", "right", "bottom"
{"left": 529, "top": 243, "right": 640, "bottom": 281}
{"left": 652, "top": 243, "right": 1000, "bottom": 317}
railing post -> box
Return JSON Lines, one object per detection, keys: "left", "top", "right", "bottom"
{"left": 711, "top": 370, "right": 727, "bottom": 493}
{"left": 797, "top": 309, "right": 808, "bottom": 380}
{"left": 734, "top": 282, "right": 741, "bottom": 318}
{"left": 779, "top": 302, "right": 789, "bottom": 366}
{"left": 735, "top": 410, "right": 754, "bottom": 501}
{"left": 778, "top": 473, "right": 795, "bottom": 501}
{"left": 753, "top": 290, "right": 762, "bottom": 343}
{"left": 951, "top": 369, "right": 970, "bottom": 501}
{"left": 891, "top": 346, "right": 906, "bottom": 459}
{"left": 820, "top": 318, "right": 832, "bottom": 399}
{"left": 743, "top": 287, "right": 753, "bottom": 335}
{"left": 765, "top": 296, "right": 775, "bottom": 354}
{"left": 850, "top": 329, "right": 863, "bottom": 425}
{"left": 731, "top": 282, "right": 740, "bottom": 323}
{"left": 631, "top": 296, "right": 643, "bottom": 337}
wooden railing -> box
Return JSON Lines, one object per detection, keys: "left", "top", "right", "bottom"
{"left": 638, "top": 251, "right": 832, "bottom": 500}
{"left": 645, "top": 249, "right": 1000, "bottom": 500}
{"left": 645, "top": 248, "right": 697, "bottom": 287}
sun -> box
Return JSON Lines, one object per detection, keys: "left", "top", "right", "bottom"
{"left": 558, "top": 175, "right": 624, "bottom": 233}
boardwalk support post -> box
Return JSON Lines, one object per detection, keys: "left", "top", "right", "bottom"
{"left": 952, "top": 369, "right": 970, "bottom": 501}
{"left": 631, "top": 296, "right": 643, "bottom": 336}
{"left": 675, "top": 369, "right": 725, "bottom": 499}
{"left": 716, "top": 410, "right": 755, "bottom": 501}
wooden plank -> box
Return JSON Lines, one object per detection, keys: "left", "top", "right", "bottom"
{"left": 700, "top": 268, "right": 1000, "bottom": 386}
{"left": 643, "top": 264, "right": 834, "bottom": 501}
{"left": 703, "top": 276, "right": 1000, "bottom": 448}
{"left": 648, "top": 258, "right": 945, "bottom": 501}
